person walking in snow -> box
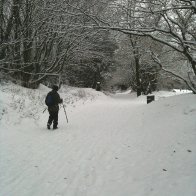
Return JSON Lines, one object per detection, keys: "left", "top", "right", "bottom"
{"left": 45, "top": 85, "right": 63, "bottom": 130}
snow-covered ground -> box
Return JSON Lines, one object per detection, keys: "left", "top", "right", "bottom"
{"left": 0, "top": 82, "right": 196, "bottom": 196}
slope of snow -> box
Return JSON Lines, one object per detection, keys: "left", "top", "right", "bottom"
{"left": 0, "top": 82, "right": 195, "bottom": 196}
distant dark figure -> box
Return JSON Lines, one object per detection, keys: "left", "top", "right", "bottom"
{"left": 45, "top": 85, "right": 63, "bottom": 130}
{"left": 96, "top": 82, "right": 101, "bottom": 91}
{"left": 146, "top": 82, "right": 152, "bottom": 95}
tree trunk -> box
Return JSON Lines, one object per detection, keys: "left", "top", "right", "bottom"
{"left": 130, "top": 35, "right": 141, "bottom": 96}
{"left": 135, "top": 56, "right": 141, "bottom": 96}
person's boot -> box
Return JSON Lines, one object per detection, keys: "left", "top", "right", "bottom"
{"left": 47, "top": 123, "right": 50, "bottom": 130}
{"left": 53, "top": 126, "right": 58, "bottom": 130}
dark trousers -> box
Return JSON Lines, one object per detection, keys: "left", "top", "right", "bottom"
{"left": 47, "top": 111, "right": 59, "bottom": 128}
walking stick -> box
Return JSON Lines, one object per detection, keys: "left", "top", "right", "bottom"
{"left": 62, "top": 104, "right": 69, "bottom": 123}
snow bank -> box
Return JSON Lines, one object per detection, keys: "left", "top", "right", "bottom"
{"left": 0, "top": 82, "right": 107, "bottom": 126}
{"left": 0, "top": 82, "right": 195, "bottom": 196}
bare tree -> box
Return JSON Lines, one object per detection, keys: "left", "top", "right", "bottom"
{"left": 84, "top": 0, "right": 196, "bottom": 93}
{"left": 0, "top": 0, "right": 115, "bottom": 88}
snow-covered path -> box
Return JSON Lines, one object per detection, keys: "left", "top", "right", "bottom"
{"left": 1, "top": 93, "right": 196, "bottom": 196}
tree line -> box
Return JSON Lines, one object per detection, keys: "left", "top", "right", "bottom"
{"left": 0, "top": 0, "right": 116, "bottom": 88}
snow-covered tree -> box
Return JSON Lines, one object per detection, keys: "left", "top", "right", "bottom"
{"left": 0, "top": 0, "right": 115, "bottom": 88}
{"left": 63, "top": 30, "right": 118, "bottom": 88}
{"left": 84, "top": 0, "right": 196, "bottom": 93}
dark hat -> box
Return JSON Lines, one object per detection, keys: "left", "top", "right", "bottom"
{"left": 52, "top": 85, "right": 59, "bottom": 91}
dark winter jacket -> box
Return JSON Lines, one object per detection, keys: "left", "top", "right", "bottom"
{"left": 46, "top": 90, "right": 62, "bottom": 112}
